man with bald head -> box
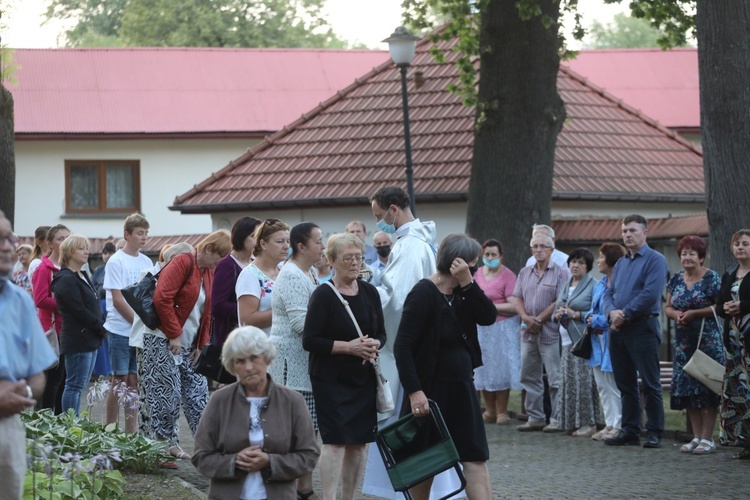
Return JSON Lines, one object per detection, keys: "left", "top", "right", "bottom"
{"left": 370, "top": 231, "right": 392, "bottom": 286}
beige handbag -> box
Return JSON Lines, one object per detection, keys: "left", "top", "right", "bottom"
{"left": 683, "top": 310, "right": 724, "bottom": 395}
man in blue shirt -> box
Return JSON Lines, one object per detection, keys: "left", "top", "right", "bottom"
{"left": 602, "top": 214, "right": 668, "bottom": 448}
{"left": 0, "top": 211, "right": 57, "bottom": 497}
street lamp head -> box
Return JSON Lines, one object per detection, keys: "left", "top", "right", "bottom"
{"left": 383, "top": 26, "right": 420, "bottom": 67}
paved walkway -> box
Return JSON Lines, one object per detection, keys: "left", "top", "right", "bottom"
{"left": 161, "top": 410, "right": 748, "bottom": 499}
{"left": 89, "top": 382, "right": 745, "bottom": 498}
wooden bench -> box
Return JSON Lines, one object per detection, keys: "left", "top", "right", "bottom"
{"left": 659, "top": 361, "right": 673, "bottom": 391}
{"left": 637, "top": 361, "right": 673, "bottom": 391}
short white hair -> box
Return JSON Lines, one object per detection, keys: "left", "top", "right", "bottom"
{"left": 532, "top": 224, "right": 555, "bottom": 239}
{"left": 222, "top": 326, "right": 277, "bottom": 375}
{"left": 530, "top": 234, "right": 555, "bottom": 249}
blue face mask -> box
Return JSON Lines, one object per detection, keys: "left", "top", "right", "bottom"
{"left": 483, "top": 257, "right": 500, "bottom": 269}
{"left": 287, "top": 247, "right": 293, "bottom": 259}
{"left": 377, "top": 210, "right": 396, "bottom": 234}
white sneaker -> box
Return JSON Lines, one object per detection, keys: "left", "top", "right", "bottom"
{"left": 543, "top": 419, "right": 562, "bottom": 433}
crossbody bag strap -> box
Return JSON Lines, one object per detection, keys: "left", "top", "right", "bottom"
{"left": 325, "top": 281, "right": 364, "bottom": 338}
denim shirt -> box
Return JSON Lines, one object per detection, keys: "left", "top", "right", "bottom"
{"left": 584, "top": 276, "right": 613, "bottom": 372}
{"left": 0, "top": 280, "right": 58, "bottom": 381}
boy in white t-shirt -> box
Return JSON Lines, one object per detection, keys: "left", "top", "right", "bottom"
{"left": 103, "top": 213, "right": 152, "bottom": 433}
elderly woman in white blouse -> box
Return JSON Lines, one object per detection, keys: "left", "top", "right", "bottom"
{"left": 268, "top": 221, "right": 325, "bottom": 500}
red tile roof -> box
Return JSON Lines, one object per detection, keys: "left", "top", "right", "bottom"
{"left": 17, "top": 215, "right": 707, "bottom": 253}
{"left": 172, "top": 39, "right": 704, "bottom": 213}
{"left": 18, "top": 234, "right": 207, "bottom": 257}
{"left": 564, "top": 48, "right": 699, "bottom": 131}
{"left": 10, "top": 48, "right": 388, "bottom": 136}
{"left": 553, "top": 214, "right": 708, "bottom": 244}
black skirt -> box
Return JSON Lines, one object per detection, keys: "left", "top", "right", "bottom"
{"left": 312, "top": 373, "right": 377, "bottom": 444}
{"left": 400, "top": 380, "right": 489, "bottom": 462}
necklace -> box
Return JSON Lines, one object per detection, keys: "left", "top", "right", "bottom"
{"left": 436, "top": 274, "right": 455, "bottom": 305}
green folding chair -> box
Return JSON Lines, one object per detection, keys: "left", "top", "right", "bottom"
{"left": 375, "top": 399, "right": 466, "bottom": 500}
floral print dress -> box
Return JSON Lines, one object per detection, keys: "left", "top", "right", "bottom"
{"left": 720, "top": 276, "right": 750, "bottom": 446}
{"left": 666, "top": 269, "right": 725, "bottom": 410}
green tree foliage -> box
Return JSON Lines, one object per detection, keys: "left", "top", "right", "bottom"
{"left": 403, "top": 0, "right": 746, "bottom": 274}
{"left": 45, "top": 0, "right": 127, "bottom": 47}
{"left": 403, "top": 0, "right": 570, "bottom": 271}
{"left": 585, "top": 12, "right": 666, "bottom": 49}
{"left": 45, "top": 0, "right": 347, "bottom": 48}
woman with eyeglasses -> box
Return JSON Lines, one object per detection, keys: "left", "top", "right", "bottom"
{"left": 236, "top": 218, "right": 291, "bottom": 336}
{"left": 303, "top": 233, "right": 386, "bottom": 500}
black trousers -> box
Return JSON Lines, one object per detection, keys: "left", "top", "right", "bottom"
{"left": 40, "top": 356, "right": 66, "bottom": 414}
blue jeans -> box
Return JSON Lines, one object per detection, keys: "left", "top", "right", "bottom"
{"left": 610, "top": 317, "right": 664, "bottom": 436}
{"left": 62, "top": 350, "right": 98, "bottom": 415}
{"left": 109, "top": 332, "right": 137, "bottom": 376}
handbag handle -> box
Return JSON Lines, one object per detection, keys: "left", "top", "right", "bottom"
{"left": 694, "top": 305, "right": 721, "bottom": 352}
{"left": 325, "top": 281, "right": 365, "bottom": 339}
{"left": 325, "top": 281, "right": 383, "bottom": 373}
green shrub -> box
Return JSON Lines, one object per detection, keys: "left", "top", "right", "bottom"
{"left": 22, "top": 410, "right": 169, "bottom": 499}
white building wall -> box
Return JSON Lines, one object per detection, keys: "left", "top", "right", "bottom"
{"left": 210, "top": 199, "right": 705, "bottom": 247}
{"left": 14, "top": 138, "right": 261, "bottom": 238}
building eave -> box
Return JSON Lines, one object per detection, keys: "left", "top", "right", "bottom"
{"left": 14, "top": 131, "right": 273, "bottom": 141}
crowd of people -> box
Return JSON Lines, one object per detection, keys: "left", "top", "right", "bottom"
{"left": 2, "top": 188, "right": 750, "bottom": 499}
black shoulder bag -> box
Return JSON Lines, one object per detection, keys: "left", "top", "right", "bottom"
{"left": 121, "top": 255, "right": 193, "bottom": 331}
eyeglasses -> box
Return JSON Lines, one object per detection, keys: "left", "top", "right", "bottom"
{"left": 341, "top": 255, "right": 364, "bottom": 264}
{"left": 263, "top": 218, "right": 281, "bottom": 226}
{"left": 0, "top": 233, "right": 19, "bottom": 248}
{"left": 530, "top": 244, "right": 551, "bottom": 250}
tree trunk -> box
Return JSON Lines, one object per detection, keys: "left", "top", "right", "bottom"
{"left": 0, "top": 85, "right": 14, "bottom": 226}
{"left": 465, "top": 0, "right": 565, "bottom": 273}
{"left": 696, "top": 1, "right": 750, "bottom": 274}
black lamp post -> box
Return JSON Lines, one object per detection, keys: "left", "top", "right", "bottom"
{"left": 383, "top": 26, "right": 420, "bottom": 216}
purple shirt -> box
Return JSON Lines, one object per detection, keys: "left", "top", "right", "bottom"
{"left": 513, "top": 262, "right": 565, "bottom": 344}
{"left": 211, "top": 253, "right": 243, "bottom": 346}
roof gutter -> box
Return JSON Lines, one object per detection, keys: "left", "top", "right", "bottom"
{"left": 15, "top": 131, "right": 274, "bottom": 141}
{"left": 170, "top": 192, "right": 470, "bottom": 214}
{"left": 554, "top": 191, "right": 705, "bottom": 203}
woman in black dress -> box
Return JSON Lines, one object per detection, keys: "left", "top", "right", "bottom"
{"left": 394, "top": 233, "right": 496, "bottom": 500}
{"left": 303, "top": 232, "right": 386, "bottom": 500}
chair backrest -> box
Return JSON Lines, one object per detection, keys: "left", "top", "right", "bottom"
{"left": 375, "top": 400, "right": 466, "bottom": 499}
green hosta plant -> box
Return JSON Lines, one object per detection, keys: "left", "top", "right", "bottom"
{"left": 22, "top": 407, "right": 170, "bottom": 499}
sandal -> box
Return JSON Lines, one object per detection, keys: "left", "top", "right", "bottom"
{"left": 482, "top": 411, "right": 498, "bottom": 423}
{"left": 592, "top": 426, "right": 612, "bottom": 441}
{"left": 496, "top": 413, "right": 511, "bottom": 425}
{"left": 297, "top": 491, "right": 320, "bottom": 500}
{"left": 680, "top": 438, "right": 700, "bottom": 453}
{"left": 692, "top": 439, "right": 716, "bottom": 455}
{"left": 732, "top": 447, "right": 750, "bottom": 460}
{"left": 158, "top": 459, "right": 178, "bottom": 469}
{"left": 168, "top": 446, "right": 191, "bottom": 460}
